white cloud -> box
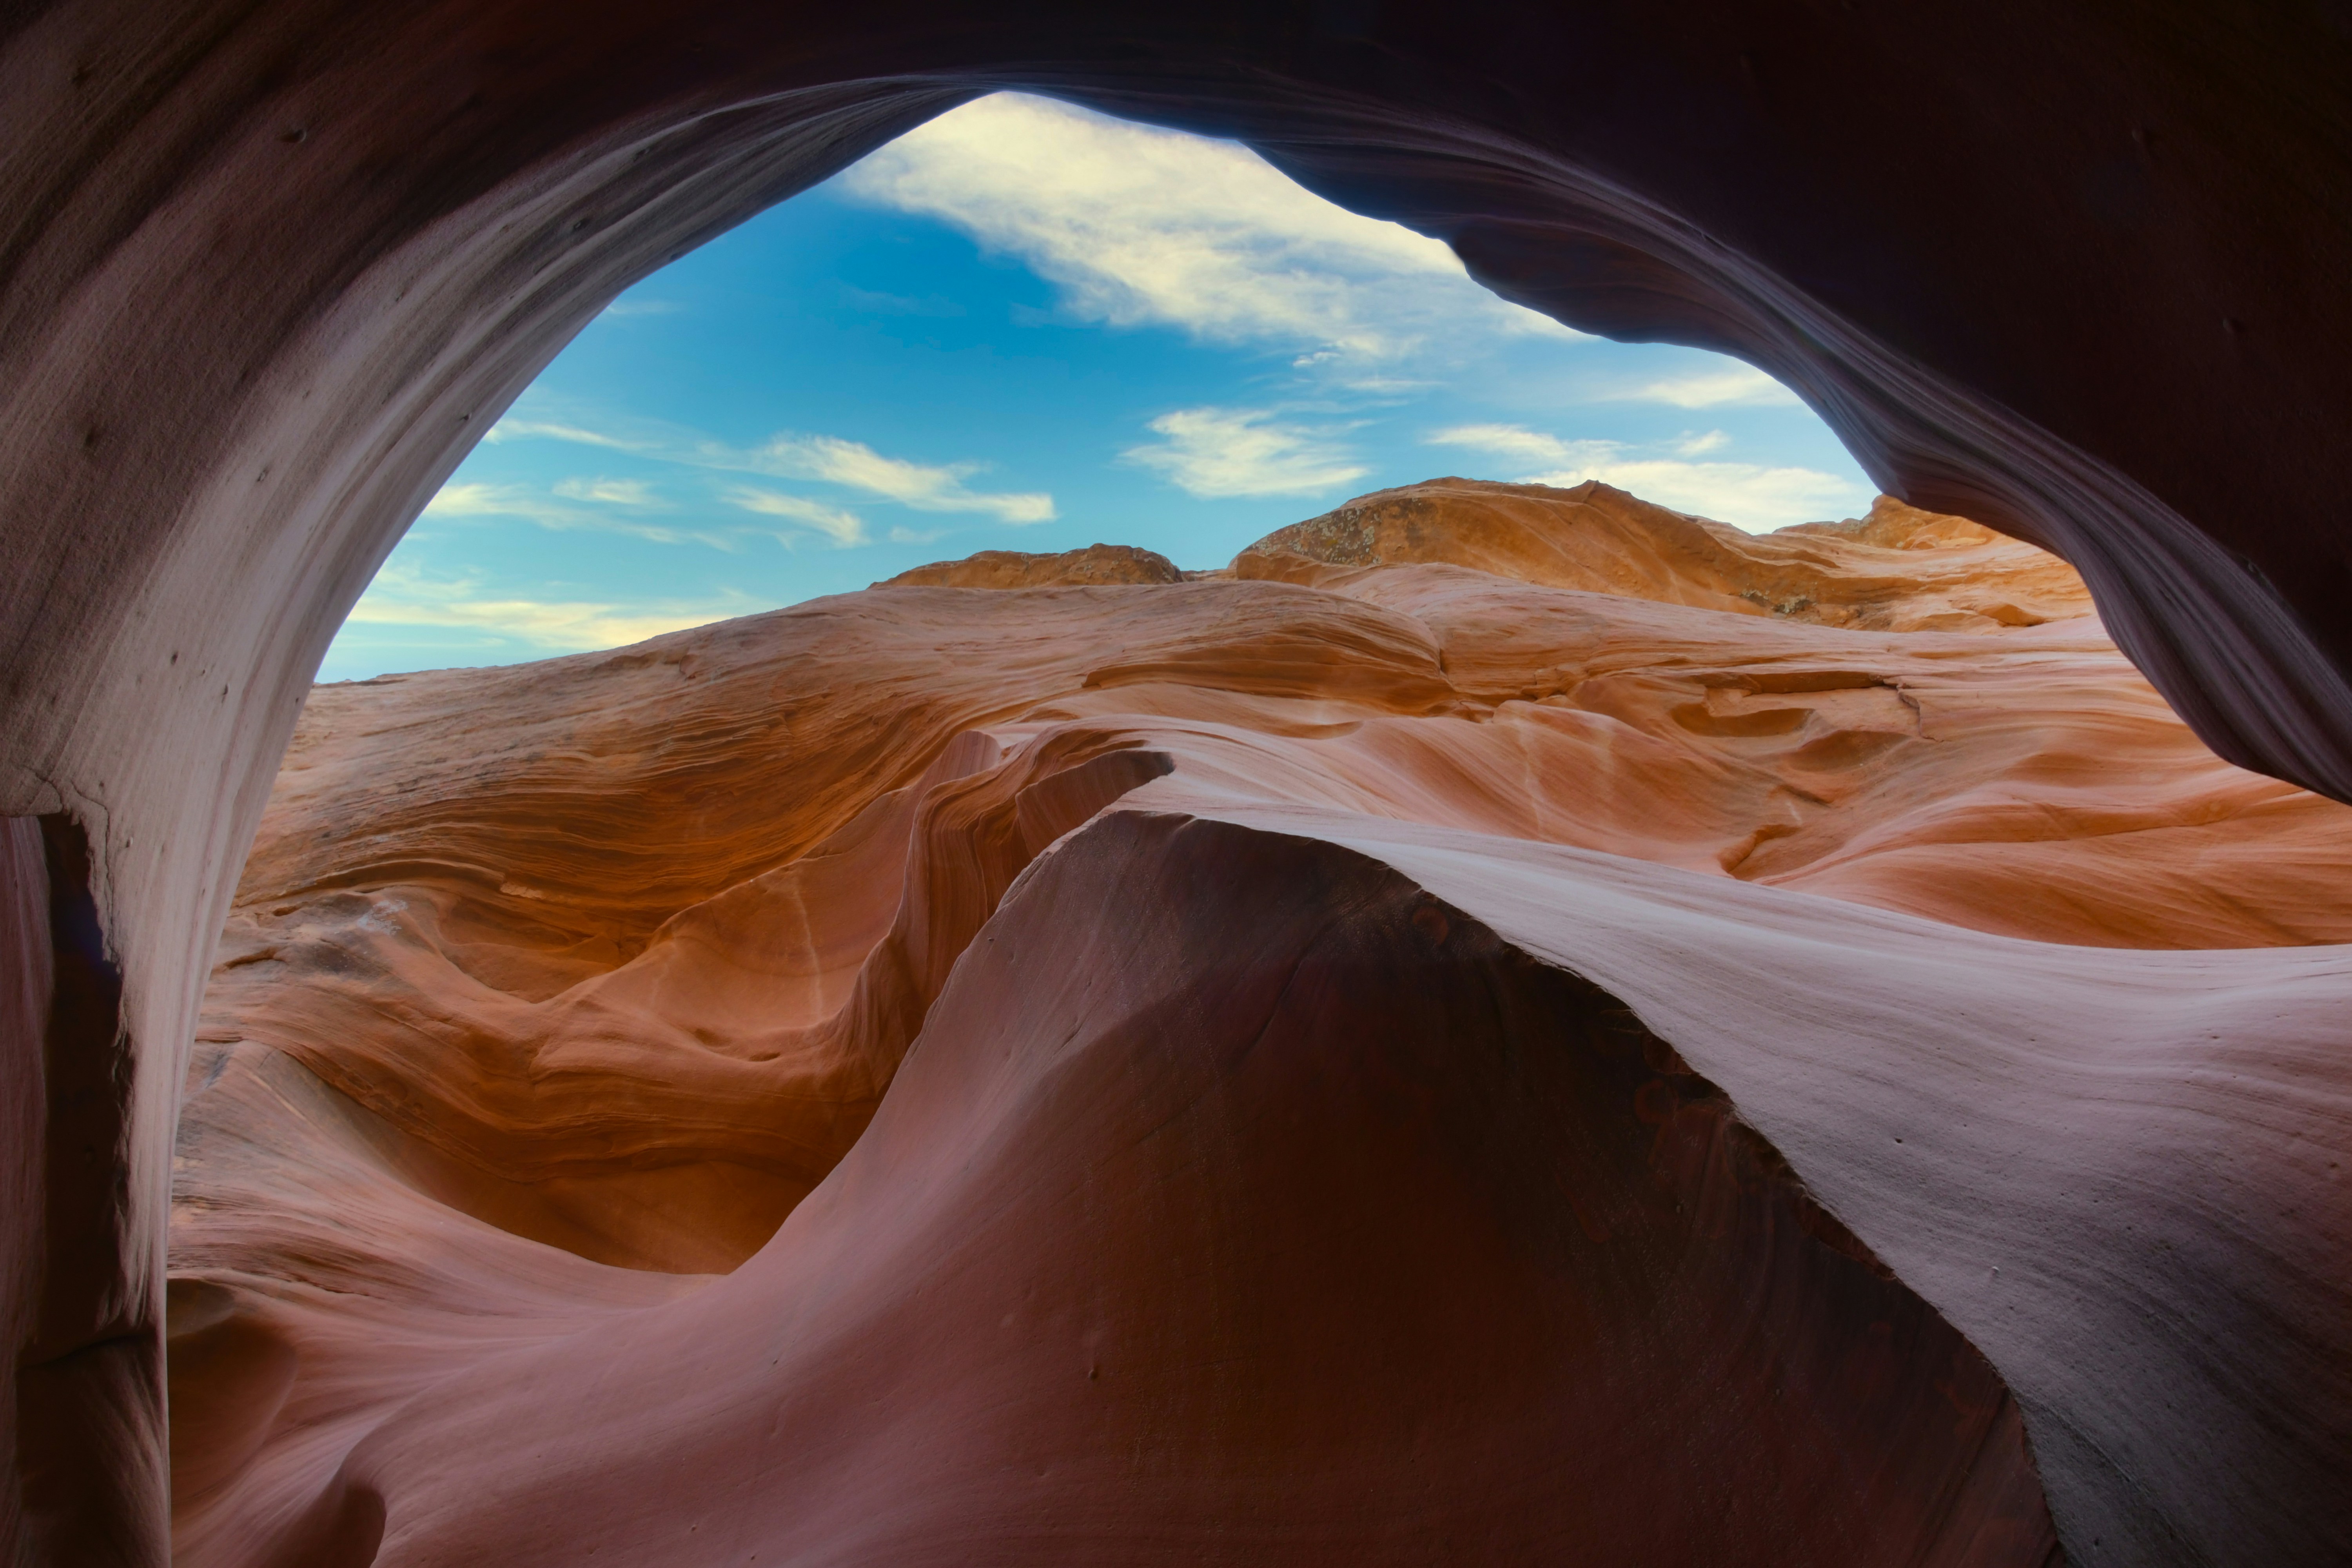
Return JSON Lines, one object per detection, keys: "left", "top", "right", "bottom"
{"left": 345, "top": 563, "right": 750, "bottom": 653}
{"left": 1422, "top": 423, "right": 1581, "bottom": 467}
{"left": 754, "top": 434, "right": 1054, "bottom": 523}
{"left": 420, "top": 481, "right": 530, "bottom": 517}
{"left": 1675, "top": 429, "right": 1731, "bottom": 456}
{"left": 1125, "top": 407, "right": 1370, "bottom": 499}
{"left": 840, "top": 93, "right": 1573, "bottom": 373}
{"left": 483, "top": 418, "right": 645, "bottom": 450}
{"left": 599, "top": 298, "right": 682, "bottom": 319}
{"left": 481, "top": 410, "right": 1054, "bottom": 525}
{"left": 552, "top": 476, "right": 666, "bottom": 506}
{"left": 888, "top": 525, "right": 946, "bottom": 545}
{"left": 723, "top": 487, "right": 870, "bottom": 546}
{"left": 1426, "top": 423, "right": 1861, "bottom": 531}
{"left": 418, "top": 479, "right": 730, "bottom": 547}
{"left": 1624, "top": 365, "right": 1800, "bottom": 408}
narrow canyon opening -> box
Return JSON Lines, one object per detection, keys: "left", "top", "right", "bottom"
{"left": 162, "top": 99, "right": 2352, "bottom": 1557}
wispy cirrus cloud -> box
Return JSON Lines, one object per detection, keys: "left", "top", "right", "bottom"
{"left": 723, "top": 487, "right": 869, "bottom": 547}
{"left": 419, "top": 481, "right": 530, "bottom": 517}
{"left": 1426, "top": 423, "right": 1861, "bottom": 531}
{"left": 840, "top": 93, "right": 1573, "bottom": 376}
{"left": 420, "top": 480, "right": 734, "bottom": 548}
{"left": 753, "top": 434, "right": 1054, "bottom": 523}
{"left": 344, "top": 563, "right": 751, "bottom": 653}
{"left": 483, "top": 409, "right": 1053, "bottom": 524}
{"left": 552, "top": 476, "right": 666, "bottom": 507}
{"left": 1622, "top": 364, "right": 1802, "bottom": 409}
{"left": 1125, "top": 407, "right": 1369, "bottom": 499}
{"left": 485, "top": 418, "right": 643, "bottom": 451}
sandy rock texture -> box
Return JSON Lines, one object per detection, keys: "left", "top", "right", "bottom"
{"left": 879, "top": 543, "right": 1185, "bottom": 588}
{"left": 1244, "top": 483, "right": 2091, "bottom": 633}
{"left": 169, "top": 485, "right": 2352, "bottom": 1566}
{"left": 11, "top": 10, "right": 2352, "bottom": 1555}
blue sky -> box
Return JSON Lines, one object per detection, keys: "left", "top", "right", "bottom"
{"left": 325, "top": 94, "right": 1875, "bottom": 682}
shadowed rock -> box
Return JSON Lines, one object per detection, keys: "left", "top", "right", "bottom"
{"left": 10, "top": 7, "right": 2352, "bottom": 1556}
{"left": 167, "top": 483, "right": 2352, "bottom": 1566}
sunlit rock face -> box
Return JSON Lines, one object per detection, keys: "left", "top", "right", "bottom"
{"left": 879, "top": 542, "right": 1185, "bottom": 588}
{"left": 167, "top": 483, "right": 2352, "bottom": 1566}
{"left": 1242, "top": 482, "right": 2093, "bottom": 632}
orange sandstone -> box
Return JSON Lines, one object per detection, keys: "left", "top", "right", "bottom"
{"left": 169, "top": 482, "right": 2352, "bottom": 1567}
{"left": 878, "top": 542, "right": 1185, "bottom": 588}
{"left": 15, "top": 11, "right": 2352, "bottom": 1556}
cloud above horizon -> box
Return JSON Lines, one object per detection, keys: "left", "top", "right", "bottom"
{"left": 753, "top": 434, "right": 1054, "bottom": 523}
{"left": 1622, "top": 364, "right": 1802, "bottom": 409}
{"left": 723, "top": 487, "right": 870, "bottom": 547}
{"left": 841, "top": 94, "right": 1573, "bottom": 375}
{"left": 420, "top": 480, "right": 737, "bottom": 549}
{"left": 344, "top": 562, "right": 750, "bottom": 654}
{"left": 551, "top": 476, "right": 666, "bottom": 507}
{"left": 1125, "top": 407, "right": 1371, "bottom": 498}
{"left": 1427, "top": 423, "right": 1862, "bottom": 531}
{"left": 484, "top": 411, "right": 1053, "bottom": 526}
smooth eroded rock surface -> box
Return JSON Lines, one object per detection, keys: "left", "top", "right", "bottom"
{"left": 13, "top": 10, "right": 2352, "bottom": 1556}
{"left": 1241, "top": 482, "right": 2091, "bottom": 633}
{"left": 878, "top": 542, "right": 1185, "bottom": 588}
{"left": 169, "top": 485, "right": 2352, "bottom": 1566}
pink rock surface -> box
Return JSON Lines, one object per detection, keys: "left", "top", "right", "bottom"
{"left": 8, "top": 6, "right": 2352, "bottom": 1557}
{"left": 878, "top": 543, "right": 1185, "bottom": 588}
{"left": 166, "top": 488, "right": 2352, "bottom": 1564}
{"left": 1243, "top": 483, "right": 2092, "bottom": 634}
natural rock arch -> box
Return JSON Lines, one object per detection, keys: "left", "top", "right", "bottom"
{"left": 2, "top": 3, "right": 2348, "bottom": 1562}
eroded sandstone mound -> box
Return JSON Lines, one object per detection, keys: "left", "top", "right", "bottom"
{"left": 170, "top": 484, "right": 2352, "bottom": 1566}
{"left": 878, "top": 542, "right": 1184, "bottom": 588}
{"left": 1241, "top": 481, "right": 2091, "bottom": 632}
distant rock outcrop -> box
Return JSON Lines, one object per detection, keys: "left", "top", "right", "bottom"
{"left": 169, "top": 483, "right": 2352, "bottom": 1568}
{"left": 878, "top": 542, "right": 1183, "bottom": 588}
{"left": 1237, "top": 479, "right": 2092, "bottom": 632}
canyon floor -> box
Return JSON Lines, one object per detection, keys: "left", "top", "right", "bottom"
{"left": 169, "top": 480, "right": 2352, "bottom": 1566}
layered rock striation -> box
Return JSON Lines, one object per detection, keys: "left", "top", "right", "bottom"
{"left": 1241, "top": 483, "right": 2092, "bottom": 632}
{"left": 14, "top": 11, "right": 2352, "bottom": 1556}
{"left": 169, "top": 483, "right": 2352, "bottom": 1566}
{"left": 878, "top": 542, "right": 1185, "bottom": 588}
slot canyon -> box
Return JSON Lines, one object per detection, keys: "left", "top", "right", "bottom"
{"left": 4, "top": 5, "right": 2350, "bottom": 1566}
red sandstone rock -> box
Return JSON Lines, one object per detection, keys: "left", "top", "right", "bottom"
{"left": 1239, "top": 482, "right": 2091, "bottom": 633}
{"left": 878, "top": 543, "right": 1184, "bottom": 588}
{"left": 10, "top": 8, "right": 2352, "bottom": 1558}
{"left": 164, "top": 485, "right": 2352, "bottom": 1566}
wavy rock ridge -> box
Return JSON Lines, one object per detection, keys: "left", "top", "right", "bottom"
{"left": 170, "top": 481, "right": 2352, "bottom": 1566}
{"left": 1239, "top": 482, "right": 2092, "bottom": 633}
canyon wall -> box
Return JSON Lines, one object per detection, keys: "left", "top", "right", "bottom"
{"left": 4, "top": 3, "right": 2351, "bottom": 1559}
{"left": 168, "top": 483, "right": 2352, "bottom": 1565}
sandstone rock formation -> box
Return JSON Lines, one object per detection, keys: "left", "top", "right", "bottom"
{"left": 9, "top": 9, "right": 2352, "bottom": 1559}
{"left": 879, "top": 542, "right": 1184, "bottom": 588}
{"left": 166, "top": 484, "right": 2352, "bottom": 1566}
{"left": 1239, "top": 482, "right": 2091, "bottom": 632}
